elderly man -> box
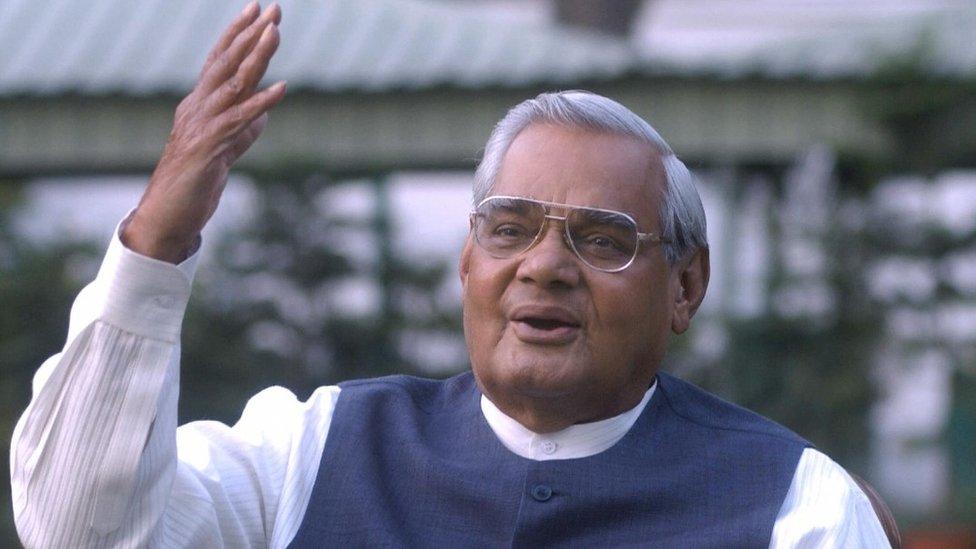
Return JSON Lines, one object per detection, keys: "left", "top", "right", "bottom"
{"left": 12, "top": 3, "right": 890, "bottom": 547}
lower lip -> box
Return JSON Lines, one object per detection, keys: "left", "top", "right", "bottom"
{"left": 511, "top": 321, "right": 580, "bottom": 345}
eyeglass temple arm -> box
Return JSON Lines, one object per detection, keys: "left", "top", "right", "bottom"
{"left": 638, "top": 232, "right": 671, "bottom": 244}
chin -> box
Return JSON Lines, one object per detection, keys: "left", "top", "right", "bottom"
{"left": 495, "top": 351, "right": 591, "bottom": 399}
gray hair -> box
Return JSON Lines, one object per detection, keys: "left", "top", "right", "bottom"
{"left": 473, "top": 90, "right": 707, "bottom": 264}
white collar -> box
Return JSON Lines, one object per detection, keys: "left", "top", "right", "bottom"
{"left": 480, "top": 381, "right": 656, "bottom": 461}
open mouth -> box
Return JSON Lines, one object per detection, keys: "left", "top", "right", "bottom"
{"left": 510, "top": 307, "right": 582, "bottom": 344}
{"left": 519, "top": 317, "right": 579, "bottom": 331}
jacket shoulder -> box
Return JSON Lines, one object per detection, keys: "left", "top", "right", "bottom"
{"left": 657, "top": 371, "right": 811, "bottom": 448}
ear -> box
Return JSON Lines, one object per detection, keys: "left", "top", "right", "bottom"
{"left": 670, "top": 247, "right": 710, "bottom": 335}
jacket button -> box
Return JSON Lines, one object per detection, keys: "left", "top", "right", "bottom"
{"left": 540, "top": 440, "right": 557, "bottom": 454}
{"left": 531, "top": 484, "right": 553, "bottom": 502}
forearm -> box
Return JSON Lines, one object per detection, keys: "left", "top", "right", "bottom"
{"left": 11, "top": 230, "right": 196, "bottom": 547}
{"left": 11, "top": 3, "right": 290, "bottom": 543}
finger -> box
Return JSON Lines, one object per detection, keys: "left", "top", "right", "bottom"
{"left": 214, "top": 81, "right": 286, "bottom": 139}
{"left": 199, "top": 3, "right": 281, "bottom": 95}
{"left": 199, "top": 6, "right": 278, "bottom": 95}
{"left": 236, "top": 24, "right": 280, "bottom": 101}
{"left": 199, "top": 1, "right": 260, "bottom": 80}
{"left": 226, "top": 113, "right": 270, "bottom": 163}
{"left": 206, "top": 23, "right": 280, "bottom": 115}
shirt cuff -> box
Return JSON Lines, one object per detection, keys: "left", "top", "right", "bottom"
{"left": 89, "top": 217, "right": 202, "bottom": 343}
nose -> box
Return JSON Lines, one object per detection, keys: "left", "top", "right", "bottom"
{"left": 515, "top": 219, "right": 581, "bottom": 289}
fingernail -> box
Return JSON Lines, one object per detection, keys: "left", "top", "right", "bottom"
{"left": 242, "top": 1, "right": 257, "bottom": 15}
{"left": 265, "top": 8, "right": 281, "bottom": 26}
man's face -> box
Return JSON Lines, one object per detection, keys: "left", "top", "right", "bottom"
{"left": 460, "top": 123, "right": 694, "bottom": 430}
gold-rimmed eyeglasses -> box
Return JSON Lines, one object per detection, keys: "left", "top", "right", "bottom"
{"left": 470, "top": 195, "right": 670, "bottom": 273}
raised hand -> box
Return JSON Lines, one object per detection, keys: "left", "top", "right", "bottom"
{"left": 122, "top": 1, "right": 286, "bottom": 263}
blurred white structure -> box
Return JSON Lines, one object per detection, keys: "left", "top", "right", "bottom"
{"left": 635, "top": 0, "right": 976, "bottom": 77}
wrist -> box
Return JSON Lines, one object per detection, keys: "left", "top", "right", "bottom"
{"left": 120, "top": 212, "right": 199, "bottom": 264}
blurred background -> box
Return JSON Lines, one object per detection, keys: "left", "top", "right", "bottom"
{"left": 2, "top": 0, "right": 975, "bottom": 545}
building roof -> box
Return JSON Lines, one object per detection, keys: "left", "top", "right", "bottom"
{"left": 0, "top": 0, "right": 632, "bottom": 96}
{"left": 635, "top": 0, "right": 976, "bottom": 78}
{"left": 2, "top": 0, "right": 973, "bottom": 98}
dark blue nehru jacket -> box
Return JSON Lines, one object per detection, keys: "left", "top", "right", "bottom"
{"left": 288, "top": 372, "right": 810, "bottom": 548}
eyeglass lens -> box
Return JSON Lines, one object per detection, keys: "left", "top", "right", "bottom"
{"left": 473, "top": 197, "right": 639, "bottom": 270}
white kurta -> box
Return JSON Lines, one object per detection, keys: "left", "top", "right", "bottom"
{"left": 10, "top": 228, "right": 891, "bottom": 548}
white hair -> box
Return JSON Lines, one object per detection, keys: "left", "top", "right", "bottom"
{"left": 473, "top": 90, "right": 707, "bottom": 264}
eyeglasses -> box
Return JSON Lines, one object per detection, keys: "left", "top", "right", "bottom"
{"left": 470, "top": 195, "right": 670, "bottom": 273}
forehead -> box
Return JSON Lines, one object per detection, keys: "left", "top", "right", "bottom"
{"left": 492, "top": 123, "right": 664, "bottom": 227}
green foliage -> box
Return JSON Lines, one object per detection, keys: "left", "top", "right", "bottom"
{"left": 177, "top": 174, "right": 464, "bottom": 425}
{"left": 947, "top": 370, "right": 976, "bottom": 522}
{"left": 723, "top": 316, "right": 876, "bottom": 470}
{"left": 715, "top": 220, "right": 879, "bottom": 472}
{"left": 855, "top": 34, "right": 976, "bottom": 174}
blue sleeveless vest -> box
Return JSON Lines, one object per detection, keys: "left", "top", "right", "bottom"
{"left": 288, "top": 372, "right": 809, "bottom": 548}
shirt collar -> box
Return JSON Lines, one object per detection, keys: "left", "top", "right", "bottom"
{"left": 480, "top": 381, "right": 656, "bottom": 461}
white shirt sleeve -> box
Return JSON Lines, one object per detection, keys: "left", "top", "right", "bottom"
{"left": 770, "top": 448, "right": 892, "bottom": 548}
{"left": 10, "top": 227, "right": 339, "bottom": 548}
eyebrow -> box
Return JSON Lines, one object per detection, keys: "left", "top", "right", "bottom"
{"left": 574, "top": 208, "right": 634, "bottom": 230}
{"left": 488, "top": 197, "right": 535, "bottom": 214}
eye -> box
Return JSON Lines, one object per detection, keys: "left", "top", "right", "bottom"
{"left": 583, "top": 234, "right": 624, "bottom": 251}
{"left": 493, "top": 224, "right": 529, "bottom": 238}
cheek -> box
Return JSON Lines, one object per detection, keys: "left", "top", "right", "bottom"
{"left": 462, "top": 261, "right": 511, "bottom": 346}
{"left": 591, "top": 277, "right": 671, "bottom": 350}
